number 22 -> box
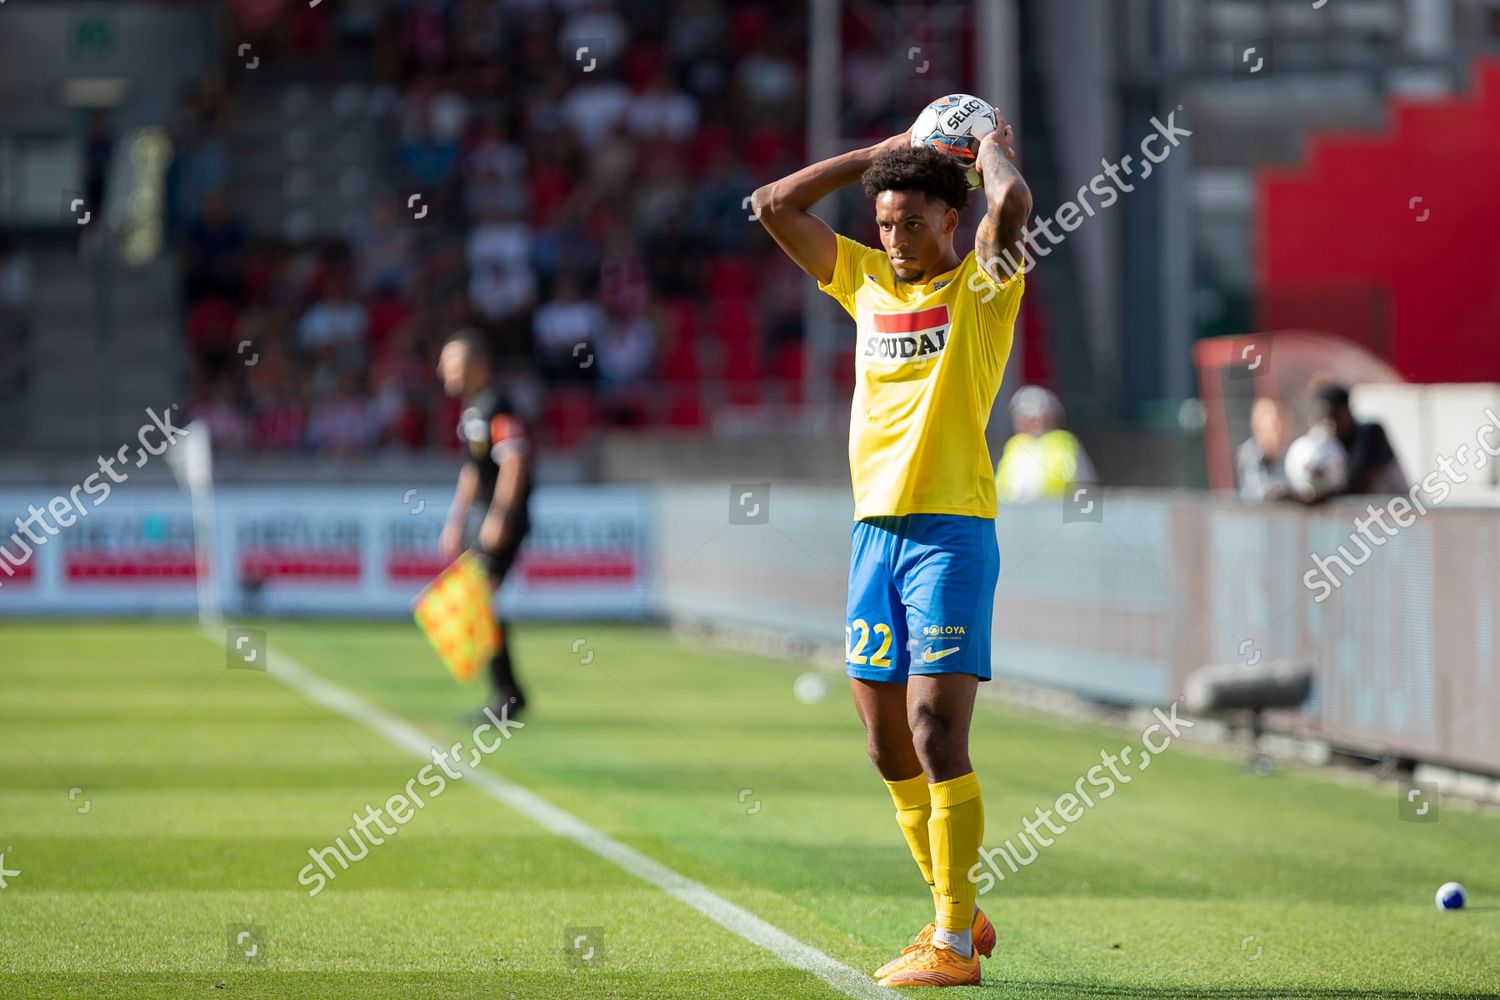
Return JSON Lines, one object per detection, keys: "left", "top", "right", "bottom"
{"left": 847, "top": 619, "right": 893, "bottom": 667}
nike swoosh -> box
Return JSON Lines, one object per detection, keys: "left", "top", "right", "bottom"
{"left": 922, "top": 646, "right": 961, "bottom": 664}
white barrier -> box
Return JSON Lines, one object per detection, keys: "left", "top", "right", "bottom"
{"left": 0, "top": 485, "right": 653, "bottom": 619}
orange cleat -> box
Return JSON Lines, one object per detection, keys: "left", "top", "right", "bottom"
{"left": 872, "top": 908, "right": 995, "bottom": 979}
{"left": 877, "top": 942, "right": 981, "bottom": 987}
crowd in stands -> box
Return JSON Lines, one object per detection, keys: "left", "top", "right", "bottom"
{"left": 174, "top": 0, "right": 888, "bottom": 455}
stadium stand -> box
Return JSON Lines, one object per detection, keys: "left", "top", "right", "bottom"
{"left": 176, "top": 0, "right": 832, "bottom": 455}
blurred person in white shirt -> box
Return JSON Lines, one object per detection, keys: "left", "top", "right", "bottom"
{"left": 467, "top": 210, "right": 534, "bottom": 317}
{"left": 628, "top": 68, "right": 699, "bottom": 140}
{"left": 1237, "top": 397, "right": 1295, "bottom": 502}
{"left": 533, "top": 269, "right": 605, "bottom": 382}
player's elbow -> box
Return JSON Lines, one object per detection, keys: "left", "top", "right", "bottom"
{"left": 750, "top": 184, "right": 786, "bottom": 223}
{"left": 985, "top": 179, "right": 1032, "bottom": 228}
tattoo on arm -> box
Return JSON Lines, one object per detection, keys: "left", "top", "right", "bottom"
{"left": 974, "top": 142, "right": 1031, "bottom": 283}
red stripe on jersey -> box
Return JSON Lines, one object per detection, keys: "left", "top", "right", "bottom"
{"left": 872, "top": 305, "right": 950, "bottom": 334}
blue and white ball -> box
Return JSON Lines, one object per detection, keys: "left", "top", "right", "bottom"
{"left": 910, "top": 94, "right": 998, "bottom": 189}
{"left": 1436, "top": 881, "right": 1467, "bottom": 910}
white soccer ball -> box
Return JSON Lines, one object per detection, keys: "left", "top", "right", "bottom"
{"left": 793, "top": 672, "right": 829, "bottom": 704}
{"left": 1436, "top": 881, "right": 1467, "bottom": 910}
{"left": 1284, "top": 427, "right": 1349, "bottom": 500}
{"left": 910, "top": 94, "right": 998, "bottom": 189}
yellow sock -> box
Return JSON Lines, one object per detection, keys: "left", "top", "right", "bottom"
{"left": 929, "top": 772, "right": 984, "bottom": 932}
{"left": 884, "top": 774, "right": 940, "bottom": 912}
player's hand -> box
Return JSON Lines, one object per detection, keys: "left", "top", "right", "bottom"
{"left": 977, "top": 116, "right": 1017, "bottom": 162}
{"left": 439, "top": 522, "right": 464, "bottom": 562}
{"left": 478, "top": 514, "right": 506, "bottom": 554}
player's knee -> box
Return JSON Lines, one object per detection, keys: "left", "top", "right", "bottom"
{"left": 864, "top": 732, "right": 900, "bottom": 769}
{"left": 909, "top": 709, "right": 962, "bottom": 770}
{"left": 864, "top": 728, "right": 919, "bottom": 777}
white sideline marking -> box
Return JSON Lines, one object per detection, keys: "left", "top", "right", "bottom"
{"left": 206, "top": 625, "right": 895, "bottom": 1000}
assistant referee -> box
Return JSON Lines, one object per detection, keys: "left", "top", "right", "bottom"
{"left": 436, "top": 328, "right": 532, "bottom": 718}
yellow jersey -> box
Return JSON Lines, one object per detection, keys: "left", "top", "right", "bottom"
{"left": 819, "top": 234, "right": 1023, "bottom": 519}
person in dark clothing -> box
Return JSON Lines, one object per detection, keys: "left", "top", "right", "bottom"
{"left": 1313, "top": 383, "right": 1407, "bottom": 496}
{"left": 436, "top": 328, "right": 533, "bottom": 717}
{"left": 81, "top": 109, "right": 114, "bottom": 229}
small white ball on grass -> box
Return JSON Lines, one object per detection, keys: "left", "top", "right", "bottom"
{"left": 1436, "top": 882, "right": 1467, "bottom": 910}
{"left": 793, "top": 673, "right": 829, "bottom": 704}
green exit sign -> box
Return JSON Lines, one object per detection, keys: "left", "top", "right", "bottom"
{"left": 71, "top": 15, "right": 114, "bottom": 61}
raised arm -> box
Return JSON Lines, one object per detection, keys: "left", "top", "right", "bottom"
{"left": 973, "top": 121, "right": 1033, "bottom": 283}
{"left": 751, "top": 132, "right": 908, "bottom": 285}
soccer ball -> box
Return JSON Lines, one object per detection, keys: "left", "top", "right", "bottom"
{"left": 910, "top": 94, "right": 998, "bottom": 189}
{"left": 793, "top": 672, "right": 829, "bottom": 704}
{"left": 1436, "top": 882, "right": 1467, "bottom": 910}
{"left": 1284, "top": 427, "right": 1349, "bottom": 500}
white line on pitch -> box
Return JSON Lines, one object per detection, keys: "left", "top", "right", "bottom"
{"left": 204, "top": 625, "right": 895, "bottom": 1000}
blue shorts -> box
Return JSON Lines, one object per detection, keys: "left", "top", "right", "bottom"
{"left": 845, "top": 514, "right": 1000, "bottom": 683}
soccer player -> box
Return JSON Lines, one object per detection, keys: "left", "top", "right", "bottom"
{"left": 436, "top": 328, "right": 533, "bottom": 718}
{"left": 751, "top": 118, "right": 1030, "bottom": 987}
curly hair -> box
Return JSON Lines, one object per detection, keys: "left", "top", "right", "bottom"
{"left": 860, "top": 145, "right": 970, "bottom": 212}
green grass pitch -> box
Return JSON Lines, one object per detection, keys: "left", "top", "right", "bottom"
{"left": 0, "top": 620, "right": 1496, "bottom": 999}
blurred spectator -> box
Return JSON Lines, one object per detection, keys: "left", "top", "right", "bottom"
{"left": 628, "top": 68, "right": 699, "bottom": 140}
{"left": 534, "top": 269, "right": 605, "bottom": 383}
{"left": 181, "top": 193, "right": 247, "bottom": 304}
{"left": 593, "top": 304, "right": 655, "bottom": 426}
{"left": 298, "top": 271, "right": 368, "bottom": 383}
{"left": 185, "top": 296, "right": 241, "bottom": 387}
{"left": 645, "top": 212, "right": 704, "bottom": 297}
{"left": 0, "top": 235, "right": 34, "bottom": 314}
{"left": 560, "top": 78, "right": 633, "bottom": 138}
{"left": 308, "top": 374, "right": 377, "bottom": 454}
{"left": 692, "top": 144, "right": 757, "bottom": 250}
{"left": 397, "top": 92, "right": 463, "bottom": 190}
{"left": 399, "top": 0, "right": 449, "bottom": 75}
{"left": 452, "top": 0, "right": 505, "bottom": 68}
{"left": 598, "top": 222, "right": 649, "bottom": 315}
{"left": 366, "top": 283, "right": 412, "bottom": 364}
{"left": 1313, "top": 383, "right": 1407, "bottom": 496}
{"left": 370, "top": 316, "right": 431, "bottom": 448}
{"left": 596, "top": 304, "right": 656, "bottom": 386}
{"left": 354, "top": 198, "right": 416, "bottom": 296}
{"left": 462, "top": 118, "right": 527, "bottom": 220}
{"left": 466, "top": 207, "right": 536, "bottom": 348}
{"left": 558, "top": 2, "right": 628, "bottom": 74}
{"left": 736, "top": 34, "right": 799, "bottom": 112}
{"left": 80, "top": 109, "right": 115, "bottom": 230}
{"left": 995, "top": 386, "right": 1096, "bottom": 503}
{"left": 1238, "top": 397, "right": 1294, "bottom": 502}
{"left": 636, "top": 156, "right": 692, "bottom": 237}
{"left": 191, "top": 382, "right": 254, "bottom": 452}
{"left": 173, "top": 77, "right": 232, "bottom": 225}
{"left": 254, "top": 383, "right": 309, "bottom": 453}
